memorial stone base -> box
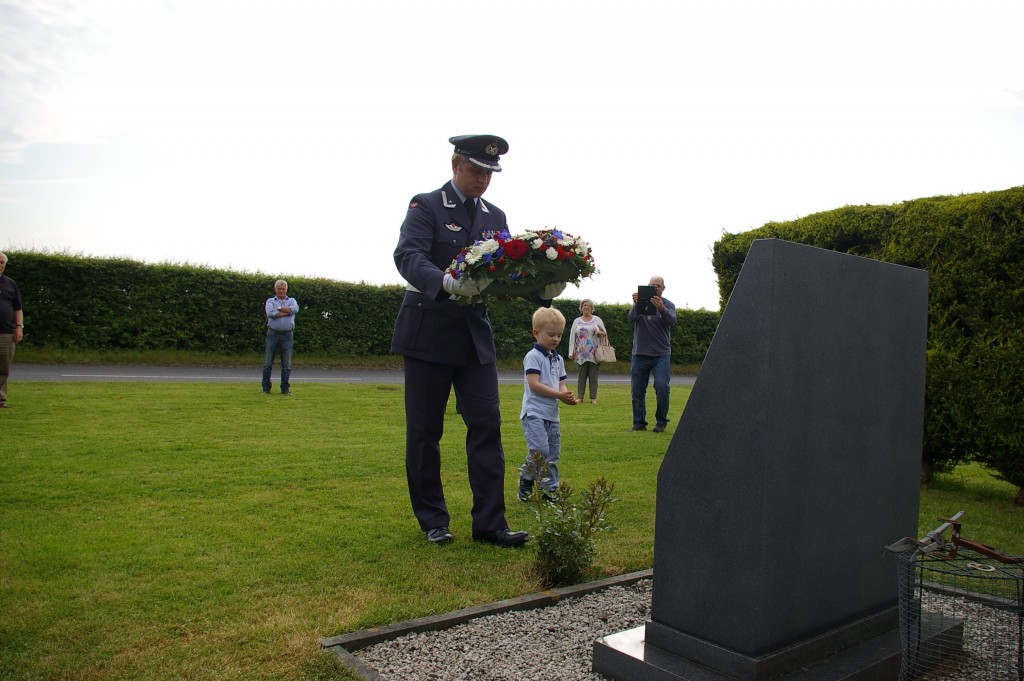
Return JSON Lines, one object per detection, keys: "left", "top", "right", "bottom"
{"left": 593, "top": 611, "right": 962, "bottom": 681}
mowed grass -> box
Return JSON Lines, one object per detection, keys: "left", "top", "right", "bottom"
{"left": 1, "top": 380, "right": 1020, "bottom": 680}
{"left": 917, "top": 460, "right": 1023, "bottom": 552}
{"left": 0, "top": 381, "right": 666, "bottom": 680}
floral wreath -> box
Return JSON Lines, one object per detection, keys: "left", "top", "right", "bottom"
{"left": 446, "top": 228, "right": 597, "bottom": 300}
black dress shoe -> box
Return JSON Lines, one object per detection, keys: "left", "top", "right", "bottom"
{"left": 426, "top": 527, "right": 453, "bottom": 544}
{"left": 473, "top": 528, "right": 529, "bottom": 547}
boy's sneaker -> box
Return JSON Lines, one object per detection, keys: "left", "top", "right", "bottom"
{"left": 542, "top": 489, "right": 560, "bottom": 503}
{"left": 517, "top": 478, "right": 534, "bottom": 502}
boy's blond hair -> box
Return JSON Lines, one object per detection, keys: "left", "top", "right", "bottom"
{"left": 532, "top": 306, "right": 566, "bottom": 330}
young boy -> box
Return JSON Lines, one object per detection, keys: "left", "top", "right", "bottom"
{"left": 518, "top": 306, "right": 579, "bottom": 502}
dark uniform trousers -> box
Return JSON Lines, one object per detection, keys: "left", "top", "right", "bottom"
{"left": 392, "top": 181, "right": 512, "bottom": 535}
{"left": 403, "top": 355, "right": 506, "bottom": 535}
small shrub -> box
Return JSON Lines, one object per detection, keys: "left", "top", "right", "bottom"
{"left": 522, "top": 452, "right": 618, "bottom": 587}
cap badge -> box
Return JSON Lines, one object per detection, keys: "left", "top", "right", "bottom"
{"left": 485, "top": 143, "right": 499, "bottom": 156}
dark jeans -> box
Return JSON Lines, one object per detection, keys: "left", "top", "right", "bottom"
{"left": 631, "top": 354, "right": 671, "bottom": 428}
{"left": 262, "top": 330, "right": 293, "bottom": 393}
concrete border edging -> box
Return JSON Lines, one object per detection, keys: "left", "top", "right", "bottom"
{"left": 320, "top": 569, "right": 653, "bottom": 680}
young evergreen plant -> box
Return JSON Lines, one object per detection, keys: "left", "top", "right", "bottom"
{"left": 522, "top": 451, "right": 618, "bottom": 587}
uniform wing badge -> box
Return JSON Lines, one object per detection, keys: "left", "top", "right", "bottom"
{"left": 445, "top": 222, "right": 462, "bottom": 232}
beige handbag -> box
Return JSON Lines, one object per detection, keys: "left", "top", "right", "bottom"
{"left": 594, "top": 336, "right": 617, "bottom": 363}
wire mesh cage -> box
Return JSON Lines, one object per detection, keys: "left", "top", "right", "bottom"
{"left": 888, "top": 512, "right": 1023, "bottom": 681}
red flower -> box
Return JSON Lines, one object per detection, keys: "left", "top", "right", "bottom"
{"left": 503, "top": 239, "right": 529, "bottom": 260}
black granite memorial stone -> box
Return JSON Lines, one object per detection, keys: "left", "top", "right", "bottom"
{"left": 594, "top": 239, "right": 930, "bottom": 681}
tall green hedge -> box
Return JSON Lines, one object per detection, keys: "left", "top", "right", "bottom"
{"left": 712, "top": 186, "right": 1024, "bottom": 501}
{"left": 6, "top": 253, "right": 405, "bottom": 357}
{"left": 6, "top": 252, "right": 719, "bottom": 365}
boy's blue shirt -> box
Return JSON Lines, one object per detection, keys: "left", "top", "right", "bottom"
{"left": 520, "top": 343, "right": 567, "bottom": 421}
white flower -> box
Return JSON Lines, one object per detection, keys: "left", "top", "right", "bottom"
{"left": 477, "top": 239, "right": 500, "bottom": 255}
{"left": 545, "top": 247, "right": 559, "bottom": 260}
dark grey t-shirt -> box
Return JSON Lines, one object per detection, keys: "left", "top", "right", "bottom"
{"left": 629, "top": 297, "right": 677, "bottom": 357}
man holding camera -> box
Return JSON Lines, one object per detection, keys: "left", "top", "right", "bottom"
{"left": 629, "top": 276, "right": 677, "bottom": 432}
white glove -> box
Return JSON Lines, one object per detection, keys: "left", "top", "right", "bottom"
{"left": 538, "top": 281, "right": 567, "bottom": 300}
{"left": 442, "top": 273, "right": 492, "bottom": 298}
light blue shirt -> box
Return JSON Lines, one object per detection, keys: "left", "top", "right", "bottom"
{"left": 520, "top": 343, "right": 567, "bottom": 421}
{"left": 265, "top": 296, "right": 298, "bottom": 332}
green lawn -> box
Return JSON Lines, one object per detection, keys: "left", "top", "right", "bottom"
{"left": 1, "top": 380, "right": 1020, "bottom": 680}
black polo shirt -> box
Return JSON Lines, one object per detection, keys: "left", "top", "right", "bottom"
{"left": 0, "top": 275, "right": 23, "bottom": 333}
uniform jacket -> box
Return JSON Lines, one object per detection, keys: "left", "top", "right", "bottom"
{"left": 391, "top": 181, "right": 508, "bottom": 365}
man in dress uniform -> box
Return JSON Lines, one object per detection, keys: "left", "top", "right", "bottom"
{"left": 391, "top": 134, "right": 565, "bottom": 546}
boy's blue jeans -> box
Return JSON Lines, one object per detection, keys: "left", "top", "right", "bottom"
{"left": 631, "top": 354, "right": 671, "bottom": 428}
{"left": 519, "top": 415, "right": 561, "bottom": 491}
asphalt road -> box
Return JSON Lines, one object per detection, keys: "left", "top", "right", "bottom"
{"left": 12, "top": 363, "right": 696, "bottom": 385}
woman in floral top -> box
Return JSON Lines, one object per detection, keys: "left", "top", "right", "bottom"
{"left": 567, "top": 298, "right": 607, "bottom": 404}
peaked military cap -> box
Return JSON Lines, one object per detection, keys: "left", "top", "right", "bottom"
{"left": 449, "top": 134, "right": 508, "bottom": 172}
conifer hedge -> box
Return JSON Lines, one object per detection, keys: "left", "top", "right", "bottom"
{"left": 7, "top": 253, "right": 404, "bottom": 357}
{"left": 712, "top": 186, "right": 1024, "bottom": 503}
{"left": 5, "top": 252, "right": 718, "bottom": 365}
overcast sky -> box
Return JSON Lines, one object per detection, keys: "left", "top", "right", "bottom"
{"left": 2, "top": 0, "right": 1023, "bottom": 311}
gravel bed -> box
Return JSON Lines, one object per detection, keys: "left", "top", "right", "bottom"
{"left": 354, "top": 580, "right": 1017, "bottom": 680}
{"left": 355, "top": 581, "right": 652, "bottom": 681}
{"left": 910, "top": 590, "right": 1022, "bottom": 680}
